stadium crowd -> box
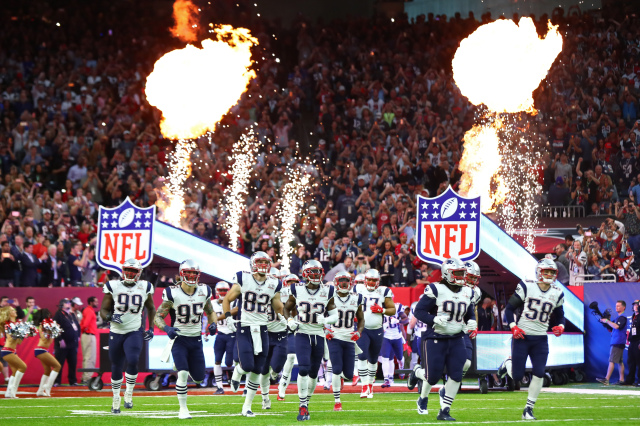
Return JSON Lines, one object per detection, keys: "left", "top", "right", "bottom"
{"left": 0, "top": 0, "right": 638, "bottom": 292}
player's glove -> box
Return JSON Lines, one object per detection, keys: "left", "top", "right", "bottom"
{"left": 277, "top": 313, "right": 288, "bottom": 328}
{"left": 510, "top": 324, "right": 526, "bottom": 339}
{"left": 287, "top": 317, "right": 299, "bottom": 332}
{"left": 110, "top": 313, "right": 123, "bottom": 324}
{"left": 370, "top": 304, "right": 384, "bottom": 314}
{"left": 143, "top": 329, "right": 154, "bottom": 341}
{"left": 552, "top": 325, "right": 564, "bottom": 337}
{"left": 433, "top": 316, "right": 447, "bottom": 327}
{"left": 465, "top": 319, "right": 478, "bottom": 339}
{"left": 350, "top": 331, "right": 361, "bottom": 341}
{"left": 324, "top": 328, "right": 334, "bottom": 340}
{"left": 227, "top": 319, "right": 237, "bottom": 333}
{"left": 208, "top": 323, "right": 217, "bottom": 336}
{"left": 163, "top": 325, "right": 180, "bottom": 340}
{"left": 389, "top": 316, "right": 399, "bottom": 325}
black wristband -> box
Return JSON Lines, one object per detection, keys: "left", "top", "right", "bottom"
{"left": 224, "top": 312, "right": 231, "bottom": 319}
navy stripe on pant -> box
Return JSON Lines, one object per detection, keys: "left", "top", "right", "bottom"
{"left": 421, "top": 337, "right": 466, "bottom": 385}
{"left": 295, "top": 333, "right": 325, "bottom": 379}
{"left": 108, "top": 330, "right": 143, "bottom": 380}
{"left": 214, "top": 332, "right": 236, "bottom": 367}
{"left": 328, "top": 338, "right": 355, "bottom": 379}
{"left": 171, "top": 335, "right": 206, "bottom": 382}
{"left": 236, "top": 325, "right": 269, "bottom": 374}
{"left": 356, "top": 327, "right": 384, "bottom": 363}
{"left": 381, "top": 337, "right": 404, "bottom": 360}
{"left": 261, "top": 331, "right": 288, "bottom": 375}
{"left": 511, "top": 334, "right": 548, "bottom": 381}
{"left": 463, "top": 334, "right": 473, "bottom": 361}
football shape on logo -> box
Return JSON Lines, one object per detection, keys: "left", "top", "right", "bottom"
{"left": 440, "top": 198, "right": 458, "bottom": 219}
{"left": 118, "top": 208, "right": 135, "bottom": 228}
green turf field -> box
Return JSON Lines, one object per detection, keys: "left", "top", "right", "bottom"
{"left": 1, "top": 386, "right": 640, "bottom": 425}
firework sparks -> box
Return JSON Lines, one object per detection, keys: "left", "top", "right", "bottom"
{"left": 454, "top": 18, "right": 562, "bottom": 253}
{"left": 222, "top": 129, "right": 261, "bottom": 252}
{"left": 277, "top": 165, "right": 313, "bottom": 272}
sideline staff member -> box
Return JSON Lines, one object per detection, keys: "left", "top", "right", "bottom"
{"left": 596, "top": 300, "right": 627, "bottom": 386}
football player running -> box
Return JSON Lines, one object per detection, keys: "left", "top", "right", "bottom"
{"left": 284, "top": 260, "right": 338, "bottom": 421}
{"left": 154, "top": 260, "right": 218, "bottom": 419}
{"left": 407, "top": 295, "right": 427, "bottom": 370}
{"left": 210, "top": 281, "right": 238, "bottom": 394}
{"left": 407, "top": 258, "right": 476, "bottom": 420}
{"left": 504, "top": 258, "right": 565, "bottom": 420}
{"left": 100, "top": 259, "right": 156, "bottom": 414}
{"left": 325, "top": 271, "right": 365, "bottom": 411}
{"left": 223, "top": 252, "right": 284, "bottom": 417}
{"left": 354, "top": 269, "right": 396, "bottom": 398}
{"left": 381, "top": 302, "right": 408, "bottom": 388}
{"left": 350, "top": 273, "right": 366, "bottom": 386}
{"left": 277, "top": 274, "right": 301, "bottom": 400}
{"left": 461, "top": 261, "right": 481, "bottom": 379}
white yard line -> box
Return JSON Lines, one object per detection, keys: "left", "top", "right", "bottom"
{"left": 541, "top": 387, "right": 640, "bottom": 396}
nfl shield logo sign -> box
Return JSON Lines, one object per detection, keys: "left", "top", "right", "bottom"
{"left": 416, "top": 187, "right": 480, "bottom": 265}
{"left": 97, "top": 197, "right": 155, "bottom": 274}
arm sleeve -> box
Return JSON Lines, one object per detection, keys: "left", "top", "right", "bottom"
{"left": 464, "top": 302, "right": 476, "bottom": 322}
{"left": 552, "top": 305, "right": 565, "bottom": 326}
{"left": 504, "top": 288, "right": 525, "bottom": 326}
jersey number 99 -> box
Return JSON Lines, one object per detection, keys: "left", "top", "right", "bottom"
{"left": 116, "top": 294, "right": 143, "bottom": 314}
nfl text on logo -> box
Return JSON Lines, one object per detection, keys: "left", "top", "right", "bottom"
{"left": 416, "top": 187, "right": 481, "bottom": 265}
{"left": 96, "top": 197, "right": 156, "bottom": 274}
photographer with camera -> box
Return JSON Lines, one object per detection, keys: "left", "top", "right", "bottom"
{"left": 624, "top": 300, "right": 640, "bottom": 386}
{"left": 566, "top": 240, "right": 587, "bottom": 286}
{"left": 596, "top": 301, "right": 628, "bottom": 385}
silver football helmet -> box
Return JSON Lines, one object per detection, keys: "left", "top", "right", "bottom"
{"left": 354, "top": 274, "right": 365, "bottom": 287}
{"left": 215, "top": 281, "right": 230, "bottom": 298}
{"left": 441, "top": 258, "right": 466, "bottom": 286}
{"left": 250, "top": 251, "right": 271, "bottom": 275}
{"left": 179, "top": 259, "right": 201, "bottom": 287}
{"left": 302, "top": 259, "right": 325, "bottom": 285}
{"left": 364, "top": 269, "right": 380, "bottom": 291}
{"left": 536, "top": 258, "right": 558, "bottom": 284}
{"left": 463, "top": 260, "right": 481, "bottom": 287}
{"left": 282, "top": 274, "right": 300, "bottom": 288}
{"left": 334, "top": 271, "right": 353, "bottom": 295}
{"left": 122, "top": 258, "right": 142, "bottom": 285}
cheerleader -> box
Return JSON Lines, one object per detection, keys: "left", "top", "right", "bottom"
{"left": 0, "top": 306, "right": 27, "bottom": 398}
{"left": 33, "top": 309, "right": 62, "bottom": 397}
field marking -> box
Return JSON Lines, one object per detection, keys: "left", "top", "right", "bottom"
{"left": 541, "top": 388, "right": 640, "bottom": 396}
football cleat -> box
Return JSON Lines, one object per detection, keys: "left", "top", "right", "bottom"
{"left": 497, "top": 358, "right": 511, "bottom": 379}
{"left": 360, "top": 385, "right": 369, "bottom": 398}
{"left": 437, "top": 407, "right": 456, "bottom": 421}
{"left": 262, "top": 398, "right": 272, "bottom": 409}
{"left": 277, "top": 395, "right": 285, "bottom": 401}
{"left": 214, "top": 387, "right": 224, "bottom": 395}
{"left": 352, "top": 375, "right": 360, "bottom": 386}
{"left": 522, "top": 407, "right": 537, "bottom": 420}
{"left": 242, "top": 408, "right": 256, "bottom": 417}
{"left": 297, "top": 405, "right": 310, "bottom": 421}
{"left": 111, "top": 396, "right": 121, "bottom": 414}
{"left": 179, "top": 408, "right": 192, "bottom": 419}
{"left": 381, "top": 379, "right": 391, "bottom": 388}
{"left": 417, "top": 396, "right": 428, "bottom": 415}
{"left": 230, "top": 380, "right": 241, "bottom": 393}
{"left": 323, "top": 382, "right": 331, "bottom": 391}
{"left": 334, "top": 402, "right": 343, "bottom": 411}
{"left": 408, "top": 365, "right": 420, "bottom": 390}
{"left": 367, "top": 383, "right": 373, "bottom": 398}
{"left": 124, "top": 392, "right": 133, "bottom": 409}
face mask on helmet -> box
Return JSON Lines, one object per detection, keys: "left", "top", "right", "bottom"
{"left": 447, "top": 269, "right": 466, "bottom": 286}
{"left": 304, "top": 267, "right": 324, "bottom": 285}
{"left": 365, "top": 277, "right": 379, "bottom": 291}
{"left": 335, "top": 277, "right": 352, "bottom": 294}
{"left": 216, "top": 286, "right": 229, "bottom": 298}
{"left": 122, "top": 267, "right": 141, "bottom": 284}
{"left": 465, "top": 273, "right": 480, "bottom": 287}
{"left": 181, "top": 269, "right": 200, "bottom": 287}
{"left": 252, "top": 259, "right": 271, "bottom": 274}
{"left": 538, "top": 268, "right": 557, "bottom": 284}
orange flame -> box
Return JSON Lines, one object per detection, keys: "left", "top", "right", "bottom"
{"left": 452, "top": 18, "right": 562, "bottom": 113}
{"left": 146, "top": 25, "right": 257, "bottom": 140}
{"left": 170, "top": 0, "right": 199, "bottom": 43}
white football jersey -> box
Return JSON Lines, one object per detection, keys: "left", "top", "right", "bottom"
{"left": 423, "top": 283, "right": 473, "bottom": 337}
{"left": 104, "top": 280, "right": 153, "bottom": 334}
{"left": 212, "top": 298, "right": 238, "bottom": 334}
{"left": 266, "top": 285, "right": 292, "bottom": 333}
{"left": 354, "top": 284, "right": 393, "bottom": 329}
{"left": 162, "top": 284, "right": 212, "bottom": 337}
{"left": 233, "top": 271, "right": 282, "bottom": 327}
{"left": 383, "top": 302, "right": 404, "bottom": 340}
{"left": 470, "top": 287, "right": 481, "bottom": 306}
{"left": 410, "top": 301, "right": 427, "bottom": 334}
{"left": 515, "top": 280, "right": 564, "bottom": 335}
{"left": 331, "top": 292, "right": 363, "bottom": 342}
{"left": 290, "top": 284, "right": 335, "bottom": 336}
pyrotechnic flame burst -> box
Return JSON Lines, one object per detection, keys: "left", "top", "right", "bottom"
{"left": 277, "top": 165, "right": 314, "bottom": 272}
{"left": 170, "top": 0, "right": 199, "bottom": 43}
{"left": 454, "top": 18, "right": 562, "bottom": 253}
{"left": 222, "top": 129, "right": 261, "bottom": 252}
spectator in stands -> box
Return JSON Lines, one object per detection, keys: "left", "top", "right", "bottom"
{"left": 567, "top": 240, "right": 587, "bottom": 286}
{"left": 80, "top": 296, "right": 98, "bottom": 385}
{"left": 548, "top": 177, "right": 571, "bottom": 206}
{"left": 67, "top": 241, "right": 88, "bottom": 286}
{"left": 22, "top": 296, "right": 38, "bottom": 322}
{"left": 53, "top": 298, "right": 80, "bottom": 386}
{"left": 0, "top": 242, "right": 16, "bottom": 287}
{"left": 20, "top": 242, "right": 39, "bottom": 287}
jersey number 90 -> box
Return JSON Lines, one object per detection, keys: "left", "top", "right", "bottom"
{"left": 442, "top": 301, "right": 468, "bottom": 323}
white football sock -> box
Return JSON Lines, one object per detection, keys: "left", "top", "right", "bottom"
{"left": 243, "top": 372, "right": 260, "bottom": 412}
{"left": 111, "top": 378, "right": 123, "bottom": 397}
{"left": 213, "top": 364, "right": 223, "bottom": 388}
{"left": 176, "top": 370, "right": 189, "bottom": 410}
{"left": 308, "top": 377, "right": 318, "bottom": 399}
{"left": 415, "top": 367, "right": 426, "bottom": 381}
{"left": 279, "top": 354, "right": 296, "bottom": 394}
{"left": 358, "top": 359, "right": 368, "bottom": 385}
{"left": 526, "top": 376, "right": 544, "bottom": 409}
{"left": 440, "top": 379, "right": 460, "bottom": 409}
{"left": 260, "top": 373, "right": 270, "bottom": 401}
{"left": 125, "top": 373, "right": 137, "bottom": 396}
{"left": 367, "top": 362, "right": 378, "bottom": 385}
{"left": 506, "top": 358, "right": 513, "bottom": 378}
{"left": 332, "top": 374, "right": 342, "bottom": 402}
{"left": 420, "top": 380, "right": 433, "bottom": 398}
{"left": 462, "top": 359, "right": 471, "bottom": 376}
{"left": 382, "top": 358, "right": 392, "bottom": 380}
{"left": 410, "top": 353, "right": 419, "bottom": 370}
{"left": 325, "top": 361, "right": 333, "bottom": 385}
{"left": 297, "top": 374, "right": 309, "bottom": 407}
